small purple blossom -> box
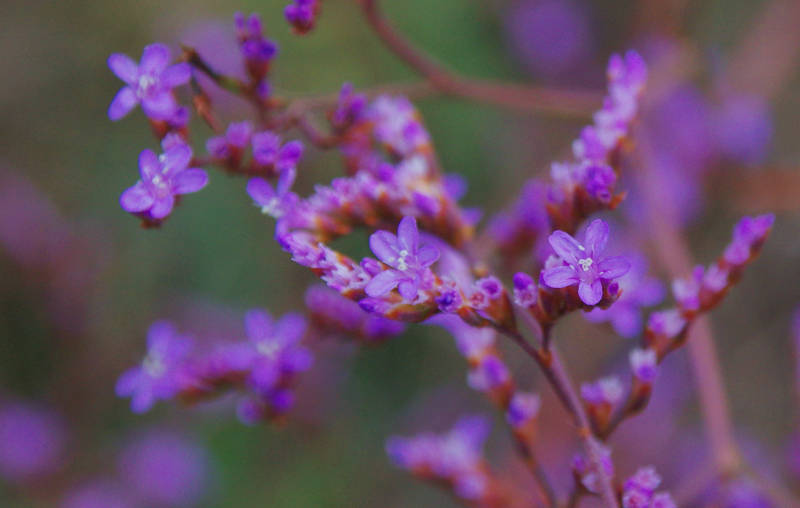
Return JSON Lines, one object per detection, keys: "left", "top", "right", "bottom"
{"left": 251, "top": 131, "right": 304, "bottom": 171}
{"left": 723, "top": 214, "right": 775, "bottom": 266}
{"left": 332, "top": 83, "right": 367, "bottom": 128}
{"left": 244, "top": 309, "right": 312, "bottom": 393}
{"left": 621, "top": 466, "right": 674, "bottom": 508}
{"left": 572, "top": 441, "right": 614, "bottom": 494}
{"left": 116, "top": 321, "right": 194, "bottom": 413}
{"left": 365, "top": 216, "right": 440, "bottom": 301}
{"left": 506, "top": 392, "right": 541, "bottom": 429}
{"left": 108, "top": 43, "right": 190, "bottom": 121}
{"left": 234, "top": 12, "right": 278, "bottom": 73}
{"left": 119, "top": 144, "right": 208, "bottom": 220}
{"left": 247, "top": 167, "right": 298, "bottom": 218}
{"left": 581, "top": 376, "right": 624, "bottom": 405}
{"left": 630, "top": 347, "right": 658, "bottom": 383}
{"left": 285, "top": 0, "right": 320, "bottom": 34}
{"left": 541, "top": 219, "right": 630, "bottom": 305}
{"left": 206, "top": 121, "right": 253, "bottom": 159}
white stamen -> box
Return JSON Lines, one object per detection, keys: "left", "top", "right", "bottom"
{"left": 142, "top": 352, "right": 166, "bottom": 378}
{"left": 257, "top": 340, "right": 280, "bottom": 359}
{"left": 578, "top": 258, "right": 593, "bottom": 271}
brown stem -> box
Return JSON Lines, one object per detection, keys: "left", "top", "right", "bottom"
{"left": 513, "top": 438, "right": 558, "bottom": 507}
{"left": 358, "top": 0, "right": 601, "bottom": 117}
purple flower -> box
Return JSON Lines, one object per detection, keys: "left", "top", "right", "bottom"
{"left": 118, "top": 430, "right": 210, "bottom": 506}
{"left": 630, "top": 347, "right": 658, "bottom": 383}
{"left": 108, "top": 43, "right": 190, "bottom": 121}
{"left": 723, "top": 214, "right": 775, "bottom": 266}
{"left": 572, "top": 441, "right": 614, "bottom": 494}
{"left": 332, "top": 82, "right": 367, "bottom": 127}
{"left": 246, "top": 167, "right": 298, "bottom": 219}
{"left": 206, "top": 121, "right": 253, "bottom": 159}
{"left": 0, "top": 402, "right": 65, "bottom": 482}
{"left": 285, "top": 0, "right": 320, "bottom": 34}
{"left": 234, "top": 12, "right": 277, "bottom": 80}
{"left": 622, "top": 466, "right": 674, "bottom": 508}
{"left": 369, "top": 96, "right": 431, "bottom": 156}
{"left": 365, "top": 216, "right": 440, "bottom": 301}
{"left": 119, "top": 144, "right": 208, "bottom": 220}
{"left": 506, "top": 392, "right": 541, "bottom": 429}
{"left": 116, "top": 321, "right": 194, "bottom": 413}
{"left": 581, "top": 376, "right": 624, "bottom": 405}
{"left": 541, "top": 219, "right": 630, "bottom": 305}
{"left": 251, "top": 131, "right": 304, "bottom": 171}
{"left": 467, "top": 355, "right": 511, "bottom": 393}
{"left": 512, "top": 272, "right": 538, "bottom": 307}
{"left": 244, "top": 309, "right": 312, "bottom": 393}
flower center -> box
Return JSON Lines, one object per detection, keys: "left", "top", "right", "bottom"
{"left": 136, "top": 74, "right": 158, "bottom": 98}
{"left": 578, "top": 258, "right": 593, "bottom": 272}
{"left": 397, "top": 249, "right": 409, "bottom": 271}
{"left": 149, "top": 173, "right": 171, "bottom": 198}
{"left": 257, "top": 339, "right": 281, "bottom": 360}
{"left": 142, "top": 352, "right": 166, "bottom": 378}
{"left": 260, "top": 197, "right": 282, "bottom": 218}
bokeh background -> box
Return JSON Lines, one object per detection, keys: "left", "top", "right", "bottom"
{"left": 2, "top": 0, "right": 800, "bottom": 506}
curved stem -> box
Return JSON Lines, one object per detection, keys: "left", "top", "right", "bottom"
{"left": 358, "top": 0, "right": 601, "bottom": 117}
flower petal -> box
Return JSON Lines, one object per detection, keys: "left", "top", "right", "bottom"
{"left": 578, "top": 280, "right": 603, "bottom": 305}
{"left": 548, "top": 230, "right": 585, "bottom": 264}
{"left": 417, "top": 244, "right": 440, "bottom": 267}
{"left": 541, "top": 266, "right": 579, "bottom": 288}
{"left": 140, "top": 43, "right": 170, "bottom": 74}
{"left": 245, "top": 309, "right": 273, "bottom": 343}
{"left": 160, "top": 62, "right": 192, "bottom": 88}
{"left": 365, "top": 270, "right": 402, "bottom": 297}
{"left": 369, "top": 230, "right": 400, "bottom": 266}
{"left": 246, "top": 177, "right": 276, "bottom": 206}
{"left": 172, "top": 169, "right": 208, "bottom": 194}
{"left": 275, "top": 312, "right": 307, "bottom": 345}
{"left": 130, "top": 388, "right": 156, "bottom": 414}
{"left": 108, "top": 53, "right": 139, "bottom": 84}
{"left": 598, "top": 256, "right": 631, "bottom": 280}
{"left": 276, "top": 167, "right": 296, "bottom": 195}
{"left": 115, "top": 368, "right": 142, "bottom": 397}
{"left": 120, "top": 182, "right": 154, "bottom": 213}
{"left": 398, "top": 279, "right": 418, "bottom": 301}
{"left": 161, "top": 144, "right": 193, "bottom": 175}
{"left": 397, "top": 216, "right": 419, "bottom": 253}
{"left": 141, "top": 92, "right": 177, "bottom": 120}
{"left": 584, "top": 219, "right": 609, "bottom": 257}
{"left": 108, "top": 86, "right": 138, "bottom": 121}
{"left": 138, "top": 149, "right": 160, "bottom": 182}
{"left": 149, "top": 194, "right": 175, "bottom": 219}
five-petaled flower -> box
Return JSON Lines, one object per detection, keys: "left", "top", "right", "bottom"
{"left": 365, "top": 216, "right": 440, "bottom": 301}
{"left": 108, "top": 43, "right": 191, "bottom": 121}
{"left": 541, "top": 219, "right": 630, "bottom": 305}
{"left": 120, "top": 144, "right": 209, "bottom": 220}
{"left": 246, "top": 168, "right": 298, "bottom": 218}
{"left": 115, "top": 321, "right": 193, "bottom": 413}
{"left": 243, "top": 309, "right": 312, "bottom": 393}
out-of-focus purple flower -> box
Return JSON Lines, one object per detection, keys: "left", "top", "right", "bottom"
{"left": 244, "top": 309, "right": 312, "bottom": 393}
{"left": 713, "top": 93, "right": 772, "bottom": 165}
{"left": 386, "top": 415, "right": 493, "bottom": 501}
{"left": 722, "top": 214, "right": 775, "bottom": 267}
{"left": 285, "top": 0, "right": 320, "bottom": 34}
{"left": 62, "top": 480, "right": 135, "bottom": 508}
{"left": 506, "top": 392, "right": 541, "bottom": 429}
{"left": 247, "top": 167, "right": 298, "bottom": 219}
{"left": 251, "top": 131, "right": 304, "bottom": 171}
{"left": 118, "top": 430, "right": 210, "bottom": 507}
{"left": 234, "top": 12, "right": 277, "bottom": 81}
{"left": 206, "top": 121, "right": 253, "bottom": 160}
{"left": 505, "top": 0, "right": 592, "bottom": 79}
{"left": 512, "top": 272, "right": 538, "bottom": 308}
{"left": 108, "top": 43, "right": 190, "bottom": 121}
{"left": 305, "top": 285, "right": 405, "bottom": 342}
{"left": 585, "top": 252, "right": 664, "bottom": 337}
{"left": 365, "top": 216, "right": 440, "bottom": 301}
{"left": 368, "top": 96, "right": 431, "bottom": 156}
{"left": 621, "top": 466, "right": 674, "bottom": 508}
{"left": 630, "top": 347, "right": 658, "bottom": 383}
{"left": 119, "top": 144, "right": 208, "bottom": 221}
{"left": 0, "top": 402, "right": 65, "bottom": 482}
{"left": 581, "top": 376, "right": 624, "bottom": 405}
{"left": 541, "top": 219, "right": 630, "bottom": 305}
{"left": 116, "top": 321, "right": 194, "bottom": 413}
{"left": 647, "top": 309, "right": 687, "bottom": 340}
{"left": 572, "top": 441, "right": 614, "bottom": 494}
{"left": 332, "top": 82, "right": 367, "bottom": 128}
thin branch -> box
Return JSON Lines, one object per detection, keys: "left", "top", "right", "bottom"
{"left": 358, "top": 0, "right": 601, "bottom": 118}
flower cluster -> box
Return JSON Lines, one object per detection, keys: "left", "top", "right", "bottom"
{"left": 386, "top": 416, "right": 502, "bottom": 504}
{"left": 116, "top": 311, "right": 313, "bottom": 424}
{"left": 572, "top": 442, "right": 614, "bottom": 494}
{"left": 621, "top": 467, "right": 676, "bottom": 508}
{"left": 234, "top": 12, "right": 277, "bottom": 95}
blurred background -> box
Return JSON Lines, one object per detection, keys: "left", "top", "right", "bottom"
{"left": 1, "top": 0, "right": 800, "bottom": 506}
